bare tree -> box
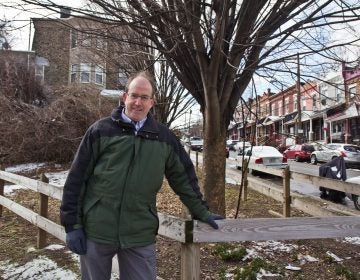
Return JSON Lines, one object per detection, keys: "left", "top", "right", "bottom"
{"left": 154, "top": 60, "right": 196, "bottom": 127}
{"left": 13, "top": 0, "right": 360, "bottom": 214}
{"left": 0, "top": 19, "right": 11, "bottom": 50}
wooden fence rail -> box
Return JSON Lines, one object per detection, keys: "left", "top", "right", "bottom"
{"left": 1, "top": 165, "right": 360, "bottom": 280}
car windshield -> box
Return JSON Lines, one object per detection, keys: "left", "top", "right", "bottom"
{"left": 302, "top": 145, "right": 315, "bottom": 152}
{"left": 344, "top": 145, "right": 360, "bottom": 152}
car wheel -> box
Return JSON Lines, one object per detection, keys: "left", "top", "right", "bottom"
{"left": 295, "top": 155, "right": 300, "bottom": 162}
{"left": 352, "top": 195, "right": 360, "bottom": 210}
{"left": 310, "top": 155, "right": 317, "bottom": 165}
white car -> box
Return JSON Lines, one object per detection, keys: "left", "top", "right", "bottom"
{"left": 236, "top": 146, "right": 288, "bottom": 174}
{"left": 310, "top": 143, "right": 360, "bottom": 168}
{"left": 234, "top": 141, "right": 252, "bottom": 154}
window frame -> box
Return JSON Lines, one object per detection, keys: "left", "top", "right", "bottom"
{"left": 95, "top": 65, "right": 105, "bottom": 85}
{"left": 80, "top": 63, "right": 91, "bottom": 83}
{"left": 70, "top": 64, "right": 78, "bottom": 83}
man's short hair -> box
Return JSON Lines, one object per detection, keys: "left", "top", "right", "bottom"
{"left": 125, "top": 71, "right": 156, "bottom": 96}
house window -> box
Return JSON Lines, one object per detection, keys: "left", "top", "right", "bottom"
{"left": 320, "top": 87, "right": 327, "bottom": 106}
{"left": 81, "top": 33, "right": 92, "bottom": 47}
{"left": 278, "top": 100, "right": 282, "bottom": 115}
{"left": 293, "top": 94, "right": 297, "bottom": 110}
{"left": 349, "top": 85, "right": 356, "bottom": 99}
{"left": 80, "top": 63, "right": 91, "bottom": 83}
{"left": 71, "top": 30, "right": 78, "bottom": 48}
{"left": 95, "top": 65, "right": 104, "bottom": 85}
{"left": 312, "top": 95, "right": 317, "bottom": 110}
{"left": 285, "top": 98, "right": 289, "bottom": 114}
{"left": 302, "top": 96, "right": 306, "bottom": 111}
{"left": 336, "top": 87, "right": 341, "bottom": 102}
{"left": 96, "top": 36, "right": 106, "bottom": 49}
{"left": 118, "top": 70, "right": 127, "bottom": 89}
{"left": 70, "top": 64, "right": 78, "bottom": 82}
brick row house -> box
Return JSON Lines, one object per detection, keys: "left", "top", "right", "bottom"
{"left": 31, "top": 10, "right": 130, "bottom": 93}
{"left": 1, "top": 8, "right": 152, "bottom": 96}
{"left": 229, "top": 63, "right": 360, "bottom": 147}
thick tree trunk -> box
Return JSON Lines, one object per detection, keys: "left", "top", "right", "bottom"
{"left": 202, "top": 96, "right": 227, "bottom": 216}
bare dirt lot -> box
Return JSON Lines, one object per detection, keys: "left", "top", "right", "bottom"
{"left": 1, "top": 164, "right": 359, "bottom": 280}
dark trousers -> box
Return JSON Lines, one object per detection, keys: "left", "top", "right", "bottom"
{"left": 80, "top": 240, "right": 156, "bottom": 280}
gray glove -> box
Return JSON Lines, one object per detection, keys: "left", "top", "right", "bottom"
{"left": 205, "top": 213, "right": 223, "bottom": 229}
{"left": 66, "top": 228, "right": 87, "bottom": 255}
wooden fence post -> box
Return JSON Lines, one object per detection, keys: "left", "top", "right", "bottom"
{"left": 180, "top": 207, "right": 200, "bottom": 280}
{"left": 37, "top": 173, "right": 49, "bottom": 249}
{"left": 0, "top": 165, "right": 4, "bottom": 217}
{"left": 283, "top": 166, "right": 291, "bottom": 217}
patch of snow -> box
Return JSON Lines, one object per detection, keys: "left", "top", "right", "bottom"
{"left": 257, "top": 268, "right": 281, "bottom": 278}
{"left": 298, "top": 254, "right": 319, "bottom": 265}
{"left": 242, "top": 248, "right": 260, "bottom": 261}
{"left": 0, "top": 256, "right": 78, "bottom": 280}
{"left": 4, "top": 184, "right": 24, "bottom": 195}
{"left": 45, "top": 171, "right": 68, "bottom": 187}
{"left": 252, "top": 240, "right": 298, "bottom": 255}
{"left": 343, "top": 237, "right": 360, "bottom": 245}
{"left": 5, "top": 163, "right": 46, "bottom": 173}
{"left": 45, "top": 244, "right": 65, "bottom": 251}
{"left": 326, "top": 251, "right": 343, "bottom": 262}
{"left": 285, "top": 264, "right": 301, "bottom": 271}
{"left": 225, "top": 177, "right": 238, "bottom": 185}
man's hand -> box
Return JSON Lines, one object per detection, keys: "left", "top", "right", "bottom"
{"left": 66, "top": 228, "right": 87, "bottom": 255}
{"left": 206, "top": 213, "right": 223, "bottom": 229}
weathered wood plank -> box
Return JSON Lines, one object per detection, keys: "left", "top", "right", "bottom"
{"left": 0, "top": 195, "right": 65, "bottom": 242}
{"left": 291, "top": 171, "right": 360, "bottom": 196}
{"left": 193, "top": 216, "right": 360, "bottom": 243}
{"left": 0, "top": 170, "right": 63, "bottom": 200}
{"left": 158, "top": 213, "right": 190, "bottom": 243}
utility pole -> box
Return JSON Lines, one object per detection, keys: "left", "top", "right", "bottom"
{"left": 188, "top": 109, "right": 192, "bottom": 136}
{"left": 296, "top": 53, "right": 301, "bottom": 143}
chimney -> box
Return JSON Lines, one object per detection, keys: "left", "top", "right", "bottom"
{"left": 60, "top": 7, "right": 71, "bottom": 18}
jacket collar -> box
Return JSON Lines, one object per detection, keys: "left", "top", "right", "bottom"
{"left": 111, "top": 106, "right": 160, "bottom": 138}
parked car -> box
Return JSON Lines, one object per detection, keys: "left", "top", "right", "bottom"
{"left": 236, "top": 146, "right": 288, "bottom": 174}
{"left": 310, "top": 143, "right": 360, "bottom": 167}
{"left": 186, "top": 137, "right": 203, "bottom": 151}
{"left": 226, "top": 139, "right": 239, "bottom": 151}
{"left": 234, "top": 141, "right": 252, "bottom": 154}
{"left": 345, "top": 176, "right": 360, "bottom": 210}
{"left": 283, "top": 144, "right": 315, "bottom": 162}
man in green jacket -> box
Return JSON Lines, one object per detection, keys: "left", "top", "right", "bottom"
{"left": 60, "top": 71, "right": 222, "bottom": 280}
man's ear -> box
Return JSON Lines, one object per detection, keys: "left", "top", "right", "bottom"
{"left": 121, "top": 92, "right": 127, "bottom": 103}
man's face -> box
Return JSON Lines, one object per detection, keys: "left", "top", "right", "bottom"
{"left": 122, "top": 76, "right": 155, "bottom": 122}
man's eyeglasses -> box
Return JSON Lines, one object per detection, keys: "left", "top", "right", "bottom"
{"left": 127, "top": 93, "right": 153, "bottom": 101}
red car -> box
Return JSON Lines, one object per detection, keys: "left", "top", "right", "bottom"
{"left": 283, "top": 144, "right": 315, "bottom": 162}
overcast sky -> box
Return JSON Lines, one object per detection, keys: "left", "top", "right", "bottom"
{"left": 1, "top": 0, "right": 86, "bottom": 50}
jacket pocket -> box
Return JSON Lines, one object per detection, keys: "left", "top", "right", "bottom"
{"left": 149, "top": 206, "right": 159, "bottom": 234}
{"left": 83, "top": 196, "right": 101, "bottom": 221}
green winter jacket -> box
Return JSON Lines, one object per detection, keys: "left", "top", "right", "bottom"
{"left": 60, "top": 106, "right": 210, "bottom": 248}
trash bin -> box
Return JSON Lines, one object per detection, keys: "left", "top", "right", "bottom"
{"left": 319, "top": 156, "right": 346, "bottom": 203}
